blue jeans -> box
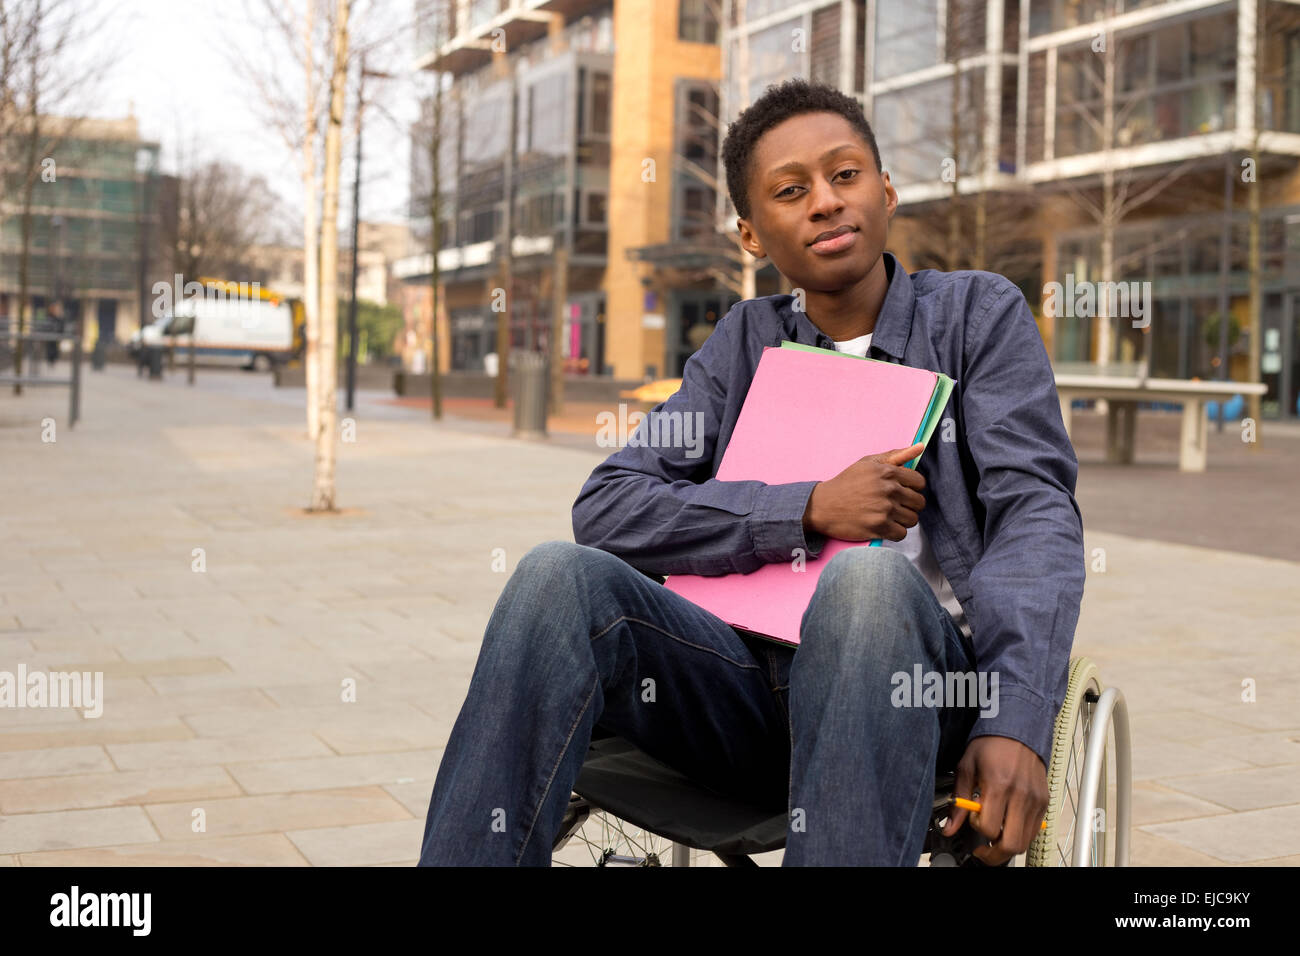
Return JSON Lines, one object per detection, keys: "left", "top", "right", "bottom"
{"left": 417, "top": 540, "right": 981, "bottom": 866}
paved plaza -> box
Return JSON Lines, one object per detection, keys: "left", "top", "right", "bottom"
{"left": 1, "top": 365, "right": 1297, "bottom": 866}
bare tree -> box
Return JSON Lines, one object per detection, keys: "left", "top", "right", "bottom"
{"left": 428, "top": 12, "right": 449, "bottom": 421}
{"left": 311, "top": 0, "right": 351, "bottom": 511}
{"left": 236, "top": 0, "right": 331, "bottom": 442}
{"left": 173, "top": 158, "right": 283, "bottom": 281}
{"left": 302, "top": 0, "right": 323, "bottom": 448}
{"left": 411, "top": 0, "right": 452, "bottom": 419}
{"left": 1051, "top": 2, "right": 1205, "bottom": 370}
{"left": 0, "top": 0, "right": 113, "bottom": 394}
{"left": 237, "top": 0, "right": 407, "bottom": 509}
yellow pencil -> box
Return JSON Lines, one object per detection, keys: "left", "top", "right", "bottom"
{"left": 953, "top": 796, "right": 1048, "bottom": 829}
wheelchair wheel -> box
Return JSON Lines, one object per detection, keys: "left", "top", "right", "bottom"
{"left": 1028, "top": 657, "right": 1114, "bottom": 866}
{"left": 552, "top": 795, "right": 690, "bottom": 866}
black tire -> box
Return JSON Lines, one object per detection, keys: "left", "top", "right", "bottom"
{"left": 251, "top": 353, "right": 273, "bottom": 373}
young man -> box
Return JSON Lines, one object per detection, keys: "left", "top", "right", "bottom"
{"left": 418, "top": 79, "right": 1085, "bottom": 866}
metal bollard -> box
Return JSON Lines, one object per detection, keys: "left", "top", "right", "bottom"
{"left": 511, "top": 349, "right": 548, "bottom": 439}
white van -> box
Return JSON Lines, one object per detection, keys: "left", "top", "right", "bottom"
{"left": 133, "top": 294, "right": 297, "bottom": 372}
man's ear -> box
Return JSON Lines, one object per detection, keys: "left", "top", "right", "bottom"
{"left": 881, "top": 169, "right": 899, "bottom": 221}
{"left": 737, "top": 217, "right": 767, "bottom": 260}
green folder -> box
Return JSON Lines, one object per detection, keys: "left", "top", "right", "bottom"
{"left": 779, "top": 339, "right": 955, "bottom": 547}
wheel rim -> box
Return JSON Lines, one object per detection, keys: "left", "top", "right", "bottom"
{"left": 552, "top": 808, "right": 678, "bottom": 866}
{"left": 1030, "top": 658, "right": 1112, "bottom": 867}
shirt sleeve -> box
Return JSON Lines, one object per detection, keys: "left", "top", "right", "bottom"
{"left": 959, "top": 279, "right": 1087, "bottom": 769}
{"left": 572, "top": 307, "right": 826, "bottom": 577}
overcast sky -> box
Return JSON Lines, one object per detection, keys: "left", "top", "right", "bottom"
{"left": 94, "top": 0, "right": 421, "bottom": 234}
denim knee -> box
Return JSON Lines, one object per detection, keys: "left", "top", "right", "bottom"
{"left": 508, "top": 540, "right": 627, "bottom": 604}
{"left": 799, "top": 546, "right": 944, "bottom": 669}
{"left": 489, "top": 540, "right": 626, "bottom": 652}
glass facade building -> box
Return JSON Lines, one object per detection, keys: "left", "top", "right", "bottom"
{"left": 408, "top": 0, "right": 1300, "bottom": 410}
{"left": 405, "top": 1, "right": 613, "bottom": 374}
{"left": 0, "top": 117, "right": 173, "bottom": 345}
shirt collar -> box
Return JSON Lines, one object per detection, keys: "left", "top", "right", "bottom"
{"left": 778, "top": 251, "right": 916, "bottom": 361}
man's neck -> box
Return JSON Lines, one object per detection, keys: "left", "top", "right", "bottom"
{"left": 803, "top": 254, "right": 892, "bottom": 341}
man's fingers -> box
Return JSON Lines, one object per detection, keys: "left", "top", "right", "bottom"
{"left": 888, "top": 504, "right": 919, "bottom": 531}
{"left": 976, "top": 790, "right": 1033, "bottom": 866}
{"left": 970, "top": 784, "right": 1007, "bottom": 842}
{"left": 944, "top": 762, "right": 975, "bottom": 837}
{"left": 941, "top": 805, "right": 967, "bottom": 837}
{"left": 894, "top": 486, "right": 926, "bottom": 514}
{"left": 874, "top": 443, "right": 925, "bottom": 466}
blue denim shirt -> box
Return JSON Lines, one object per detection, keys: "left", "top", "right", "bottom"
{"left": 572, "top": 252, "right": 1086, "bottom": 768}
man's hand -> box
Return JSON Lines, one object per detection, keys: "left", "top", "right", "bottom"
{"left": 801, "top": 442, "right": 927, "bottom": 542}
{"left": 941, "top": 735, "right": 1049, "bottom": 866}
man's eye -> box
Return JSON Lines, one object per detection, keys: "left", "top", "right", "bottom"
{"left": 837, "top": 168, "right": 860, "bottom": 181}
{"left": 776, "top": 185, "right": 801, "bottom": 198}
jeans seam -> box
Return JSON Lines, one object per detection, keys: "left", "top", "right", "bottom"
{"left": 896, "top": 730, "right": 941, "bottom": 867}
{"left": 589, "top": 615, "right": 762, "bottom": 672}
{"left": 516, "top": 673, "right": 598, "bottom": 866}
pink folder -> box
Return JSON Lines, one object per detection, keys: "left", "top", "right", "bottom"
{"left": 663, "top": 345, "right": 940, "bottom": 646}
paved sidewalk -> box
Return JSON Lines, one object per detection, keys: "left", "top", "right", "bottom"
{"left": 0, "top": 366, "right": 1297, "bottom": 866}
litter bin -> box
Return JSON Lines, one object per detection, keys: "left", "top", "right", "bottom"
{"left": 511, "top": 349, "right": 548, "bottom": 439}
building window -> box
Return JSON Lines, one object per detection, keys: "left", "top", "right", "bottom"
{"left": 528, "top": 71, "right": 568, "bottom": 156}
{"left": 469, "top": 0, "right": 496, "bottom": 31}
{"left": 872, "top": 71, "right": 982, "bottom": 186}
{"left": 729, "top": 18, "right": 802, "bottom": 119}
{"left": 1030, "top": 0, "right": 1110, "bottom": 38}
{"left": 674, "top": 80, "right": 720, "bottom": 240}
{"left": 1285, "top": 31, "right": 1300, "bottom": 133}
{"left": 586, "top": 192, "right": 606, "bottom": 224}
{"left": 590, "top": 71, "right": 611, "bottom": 136}
{"left": 679, "top": 0, "right": 719, "bottom": 45}
{"left": 874, "top": 1, "right": 942, "bottom": 81}
{"left": 1053, "top": 12, "right": 1237, "bottom": 158}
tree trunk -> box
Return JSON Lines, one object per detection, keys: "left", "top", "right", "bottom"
{"left": 303, "top": 1, "right": 321, "bottom": 442}
{"left": 13, "top": 25, "right": 40, "bottom": 397}
{"left": 430, "top": 56, "right": 444, "bottom": 420}
{"left": 312, "top": 0, "right": 350, "bottom": 512}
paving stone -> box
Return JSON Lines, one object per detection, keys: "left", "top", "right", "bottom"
{"left": 286, "top": 818, "right": 426, "bottom": 866}
{"left": 18, "top": 833, "right": 309, "bottom": 866}
{"left": 0, "top": 806, "right": 159, "bottom": 854}
{"left": 225, "top": 749, "right": 442, "bottom": 794}
{"left": 106, "top": 732, "right": 333, "bottom": 770}
{"left": 0, "top": 766, "right": 241, "bottom": 813}
{"left": 1158, "top": 764, "right": 1300, "bottom": 813}
{"left": 1141, "top": 806, "right": 1300, "bottom": 863}
{"left": 0, "top": 746, "right": 114, "bottom": 781}
{"left": 144, "top": 786, "right": 411, "bottom": 841}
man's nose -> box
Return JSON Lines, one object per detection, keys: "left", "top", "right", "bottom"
{"left": 807, "top": 175, "right": 844, "bottom": 220}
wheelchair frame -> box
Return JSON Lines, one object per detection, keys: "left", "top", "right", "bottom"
{"left": 553, "top": 655, "right": 1131, "bottom": 867}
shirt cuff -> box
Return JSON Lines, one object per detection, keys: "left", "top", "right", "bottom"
{"left": 750, "top": 480, "right": 823, "bottom": 565}
{"left": 964, "top": 684, "right": 1056, "bottom": 770}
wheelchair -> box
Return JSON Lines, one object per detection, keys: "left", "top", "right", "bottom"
{"left": 552, "top": 656, "right": 1131, "bottom": 866}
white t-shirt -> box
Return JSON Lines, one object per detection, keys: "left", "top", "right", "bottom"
{"left": 831, "top": 332, "right": 972, "bottom": 640}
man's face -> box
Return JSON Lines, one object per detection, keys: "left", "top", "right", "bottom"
{"left": 736, "top": 111, "right": 897, "bottom": 294}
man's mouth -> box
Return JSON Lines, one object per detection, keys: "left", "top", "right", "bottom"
{"left": 808, "top": 225, "right": 857, "bottom": 255}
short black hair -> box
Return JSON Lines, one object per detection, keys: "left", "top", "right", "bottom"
{"left": 721, "top": 79, "right": 882, "bottom": 220}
